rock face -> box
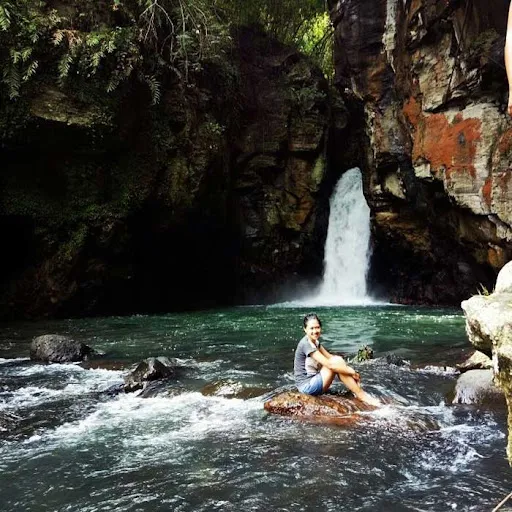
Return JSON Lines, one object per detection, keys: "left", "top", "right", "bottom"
{"left": 462, "top": 261, "right": 512, "bottom": 462}
{"left": 232, "top": 29, "right": 331, "bottom": 301}
{"left": 124, "top": 357, "right": 178, "bottom": 393}
{"left": 30, "top": 334, "right": 93, "bottom": 363}
{"left": 328, "top": 0, "right": 512, "bottom": 304}
{"left": 264, "top": 391, "right": 375, "bottom": 426}
{"left": 0, "top": 27, "right": 330, "bottom": 319}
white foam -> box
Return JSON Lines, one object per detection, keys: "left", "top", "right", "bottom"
{"left": 0, "top": 386, "right": 63, "bottom": 410}
{"left": 11, "top": 362, "right": 82, "bottom": 377}
{"left": 417, "top": 366, "right": 459, "bottom": 376}
{"left": 270, "top": 298, "right": 388, "bottom": 308}
{"left": 0, "top": 367, "right": 124, "bottom": 411}
{"left": 24, "top": 392, "right": 263, "bottom": 451}
{"left": 0, "top": 357, "right": 30, "bottom": 364}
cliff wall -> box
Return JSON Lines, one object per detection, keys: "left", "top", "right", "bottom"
{"left": 328, "top": 0, "right": 512, "bottom": 304}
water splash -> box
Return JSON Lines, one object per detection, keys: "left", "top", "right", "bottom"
{"left": 316, "top": 167, "right": 372, "bottom": 305}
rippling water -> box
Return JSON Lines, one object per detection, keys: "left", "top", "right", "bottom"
{"left": 0, "top": 305, "right": 510, "bottom": 511}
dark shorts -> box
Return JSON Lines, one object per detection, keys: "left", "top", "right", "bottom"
{"left": 297, "top": 373, "right": 324, "bottom": 396}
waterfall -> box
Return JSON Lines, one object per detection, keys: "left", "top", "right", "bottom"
{"left": 316, "top": 167, "right": 372, "bottom": 305}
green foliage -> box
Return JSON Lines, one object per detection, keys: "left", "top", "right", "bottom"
{"left": 0, "top": 0, "right": 60, "bottom": 99}
{"left": 477, "top": 283, "right": 492, "bottom": 296}
{"left": 298, "top": 11, "right": 333, "bottom": 79}
{"left": 223, "top": 0, "right": 333, "bottom": 77}
{"left": 350, "top": 345, "right": 374, "bottom": 363}
{"left": 0, "top": 0, "right": 332, "bottom": 103}
{"left": 0, "top": 0, "right": 233, "bottom": 103}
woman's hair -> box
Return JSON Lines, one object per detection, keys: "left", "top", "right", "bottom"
{"left": 303, "top": 312, "right": 321, "bottom": 328}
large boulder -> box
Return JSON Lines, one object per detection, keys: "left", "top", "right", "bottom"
{"left": 462, "top": 261, "right": 512, "bottom": 463}
{"left": 124, "top": 356, "right": 178, "bottom": 393}
{"left": 30, "top": 334, "right": 93, "bottom": 363}
{"left": 264, "top": 391, "right": 376, "bottom": 426}
{"left": 264, "top": 391, "right": 441, "bottom": 432}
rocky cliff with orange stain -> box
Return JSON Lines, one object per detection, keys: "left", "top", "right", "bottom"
{"left": 328, "top": 0, "right": 512, "bottom": 304}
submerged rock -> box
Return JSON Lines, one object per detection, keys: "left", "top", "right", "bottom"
{"left": 201, "top": 379, "right": 268, "bottom": 399}
{"left": 124, "top": 356, "right": 178, "bottom": 393}
{"left": 385, "top": 354, "right": 409, "bottom": 367}
{"left": 264, "top": 391, "right": 375, "bottom": 426}
{"left": 0, "top": 411, "right": 21, "bottom": 435}
{"left": 30, "top": 334, "right": 93, "bottom": 363}
{"left": 452, "top": 369, "right": 505, "bottom": 406}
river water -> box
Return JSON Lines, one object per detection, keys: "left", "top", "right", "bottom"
{"left": 0, "top": 305, "right": 510, "bottom": 511}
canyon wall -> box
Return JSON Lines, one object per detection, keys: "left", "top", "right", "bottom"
{"left": 328, "top": 0, "right": 512, "bottom": 304}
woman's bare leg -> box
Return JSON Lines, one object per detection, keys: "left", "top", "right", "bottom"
{"left": 337, "top": 373, "right": 380, "bottom": 406}
{"left": 319, "top": 365, "right": 380, "bottom": 406}
{"left": 319, "top": 366, "right": 336, "bottom": 391}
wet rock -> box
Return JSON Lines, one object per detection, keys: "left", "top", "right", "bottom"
{"left": 81, "top": 359, "right": 130, "bottom": 371}
{"left": 30, "top": 334, "right": 93, "bottom": 363}
{"left": 102, "top": 383, "right": 125, "bottom": 397}
{"left": 136, "top": 379, "right": 181, "bottom": 398}
{"left": 452, "top": 369, "right": 505, "bottom": 406}
{"left": 0, "top": 411, "right": 21, "bottom": 435}
{"left": 386, "top": 354, "right": 408, "bottom": 367}
{"left": 201, "top": 379, "right": 268, "bottom": 399}
{"left": 264, "top": 391, "right": 442, "bottom": 432}
{"left": 124, "top": 356, "right": 178, "bottom": 393}
{"left": 264, "top": 391, "right": 376, "bottom": 426}
{"left": 456, "top": 351, "right": 493, "bottom": 373}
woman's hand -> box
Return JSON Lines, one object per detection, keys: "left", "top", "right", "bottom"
{"left": 329, "top": 356, "right": 360, "bottom": 380}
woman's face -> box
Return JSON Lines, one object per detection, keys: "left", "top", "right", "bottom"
{"left": 304, "top": 318, "right": 321, "bottom": 342}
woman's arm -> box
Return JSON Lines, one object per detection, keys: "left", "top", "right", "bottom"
{"left": 318, "top": 345, "right": 334, "bottom": 359}
{"left": 311, "top": 349, "right": 359, "bottom": 379}
{"left": 505, "top": 2, "right": 512, "bottom": 115}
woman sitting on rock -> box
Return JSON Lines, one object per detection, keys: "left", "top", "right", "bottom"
{"left": 294, "top": 313, "right": 380, "bottom": 406}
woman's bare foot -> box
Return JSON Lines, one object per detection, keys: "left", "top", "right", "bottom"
{"left": 357, "top": 391, "right": 381, "bottom": 407}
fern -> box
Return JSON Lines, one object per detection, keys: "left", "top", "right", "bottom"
{"left": 3, "top": 63, "right": 21, "bottom": 99}
{"left": 1, "top": 0, "right": 234, "bottom": 104}
{"left": 0, "top": 0, "right": 61, "bottom": 98}
{"left": 143, "top": 74, "right": 161, "bottom": 105}
{"left": 22, "top": 59, "right": 38, "bottom": 81}
{"left": 0, "top": 3, "right": 12, "bottom": 31}
{"left": 57, "top": 53, "right": 72, "bottom": 82}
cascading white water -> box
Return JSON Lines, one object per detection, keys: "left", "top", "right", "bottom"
{"left": 316, "top": 167, "right": 371, "bottom": 304}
